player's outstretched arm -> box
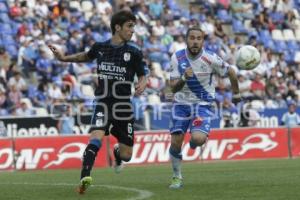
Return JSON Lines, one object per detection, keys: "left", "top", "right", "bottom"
{"left": 48, "top": 44, "right": 91, "bottom": 63}
{"left": 228, "top": 67, "right": 242, "bottom": 104}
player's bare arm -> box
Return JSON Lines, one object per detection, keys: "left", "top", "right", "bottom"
{"left": 135, "top": 75, "right": 147, "bottom": 95}
{"left": 228, "top": 67, "right": 242, "bottom": 104}
{"left": 48, "top": 44, "right": 91, "bottom": 62}
{"left": 170, "top": 67, "right": 193, "bottom": 93}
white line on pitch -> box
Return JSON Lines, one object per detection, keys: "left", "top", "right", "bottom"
{"left": 0, "top": 182, "right": 153, "bottom": 200}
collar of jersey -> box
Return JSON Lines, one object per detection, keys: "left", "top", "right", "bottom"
{"left": 108, "top": 39, "right": 125, "bottom": 48}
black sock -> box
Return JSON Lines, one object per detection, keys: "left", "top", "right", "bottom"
{"left": 114, "top": 146, "right": 122, "bottom": 165}
{"left": 80, "top": 144, "right": 99, "bottom": 179}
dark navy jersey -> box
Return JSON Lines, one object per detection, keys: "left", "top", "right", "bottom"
{"left": 87, "top": 40, "right": 145, "bottom": 100}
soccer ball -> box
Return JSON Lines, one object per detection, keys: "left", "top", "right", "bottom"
{"left": 235, "top": 45, "right": 261, "bottom": 70}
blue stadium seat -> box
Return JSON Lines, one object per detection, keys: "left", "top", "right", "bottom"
{"left": 0, "top": 2, "right": 8, "bottom": 13}
{"left": 0, "top": 13, "right": 10, "bottom": 23}
{"left": 273, "top": 40, "right": 287, "bottom": 53}
{"left": 1, "top": 34, "right": 16, "bottom": 45}
{"left": 0, "top": 23, "right": 12, "bottom": 34}
{"left": 264, "top": 39, "right": 275, "bottom": 51}
{"left": 259, "top": 30, "right": 272, "bottom": 44}
{"left": 217, "top": 10, "right": 232, "bottom": 23}
{"left": 232, "top": 20, "right": 248, "bottom": 34}
{"left": 286, "top": 40, "right": 300, "bottom": 52}
{"left": 5, "top": 45, "right": 18, "bottom": 58}
{"left": 283, "top": 50, "right": 295, "bottom": 64}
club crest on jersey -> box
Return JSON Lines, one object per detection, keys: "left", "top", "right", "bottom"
{"left": 124, "top": 52, "right": 131, "bottom": 61}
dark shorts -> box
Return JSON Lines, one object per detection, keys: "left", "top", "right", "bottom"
{"left": 89, "top": 99, "right": 134, "bottom": 146}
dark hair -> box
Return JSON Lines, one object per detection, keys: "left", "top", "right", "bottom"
{"left": 185, "top": 26, "right": 204, "bottom": 39}
{"left": 110, "top": 10, "right": 136, "bottom": 34}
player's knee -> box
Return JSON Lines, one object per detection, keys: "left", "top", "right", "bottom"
{"left": 119, "top": 150, "right": 132, "bottom": 162}
{"left": 90, "top": 130, "right": 105, "bottom": 140}
{"left": 120, "top": 153, "right": 132, "bottom": 162}
{"left": 191, "top": 133, "right": 207, "bottom": 146}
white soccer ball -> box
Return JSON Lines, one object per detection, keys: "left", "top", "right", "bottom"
{"left": 235, "top": 45, "right": 261, "bottom": 70}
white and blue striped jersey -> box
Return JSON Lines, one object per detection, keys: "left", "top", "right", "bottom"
{"left": 170, "top": 48, "right": 230, "bottom": 104}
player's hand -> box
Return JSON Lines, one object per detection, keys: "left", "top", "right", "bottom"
{"left": 184, "top": 67, "right": 194, "bottom": 79}
{"left": 232, "top": 93, "right": 242, "bottom": 104}
{"left": 48, "top": 44, "right": 65, "bottom": 61}
{"left": 135, "top": 78, "right": 147, "bottom": 96}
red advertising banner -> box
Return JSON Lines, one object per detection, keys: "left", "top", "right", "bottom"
{"left": 291, "top": 128, "right": 300, "bottom": 157}
{"left": 0, "top": 127, "right": 293, "bottom": 171}
{"left": 120, "top": 128, "right": 289, "bottom": 165}
{"left": 0, "top": 136, "right": 108, "bottom": 170}
{"left": 0, "top": 139, "right": 13, "bottom": 170}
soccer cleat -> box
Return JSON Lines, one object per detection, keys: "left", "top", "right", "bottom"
{"left": 77, "top": 176, "right": 92, "bottom": 194}
{"left": 113, "top": 144, "right": 123, "bottom": 174}
{"left": 169, "top": 177, "right": 183, "bottom": 189}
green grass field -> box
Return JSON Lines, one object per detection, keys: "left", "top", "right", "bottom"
{"left": 1, "top": 159, "right": 300, "bottom": 200}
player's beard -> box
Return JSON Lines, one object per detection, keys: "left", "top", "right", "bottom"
{"left": 187, "top": 46, "right": 201, "bottom": 56}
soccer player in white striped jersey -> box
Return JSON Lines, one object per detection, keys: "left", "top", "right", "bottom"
{"left": 168, "top": 26, "right": 241, "bottom": 189}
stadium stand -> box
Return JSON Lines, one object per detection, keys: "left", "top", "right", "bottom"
{"left": 0, "top": 0, "right": 299, "bottom": 128}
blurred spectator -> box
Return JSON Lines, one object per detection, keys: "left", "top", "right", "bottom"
{"left": 149, "top": 0, "right": 163, "bottom": 19}
{"left": 144, "top": 35, "right": 169, "bottom": 70}
{"left": 36, "top": 50, "right": 53, "bottom": 81}
{"left": 16, "top": 100, "right": 35, "bottom": 116}
{"left": 230, "top": 0, "right": 253, "bottom": 20}
{"left": 8, "top": 84, "right": 23, "bottom": 107}
{"left": 265, "top": 76, "right": 279, "bottom": 99}
{"left": 0, "top": 47, "right": 12, "bottom": 79}
{"left": 220, "top": 98, "right": 238, "bottom": 128}
{"left": 214, "top": 20, "right": 226, "bottom": 39}
{"left": 216, "top": 82, "right": 232, "bottom": 104}
{"left": 8, "top": 71, "right": 27, "bottom": 93}
{"left": 168, "top": 35, "right": 186, "bottom": 55}
{"left": 96, "top": 0, "right": 112, "bottom": 15}
{"left": 145, "top": 66, "right": 165, "bottom": 96}
{"left": 281, "top": 102, "right": 300, "bottom": 127}
{"left": 48, "top": 82, "right": 63, "bottom": 100}
{"left": 32, "top": 82, "right": 48, "bottom": 107}
{"left": 0, "top": 89, "right": 13, "bottom": 115}
{"left": 57, "top": 105, "right": 75, "bottom": 135}
{"left": 250, "top": 73, "right": 265, "bottom": 100}
{"left": 200, "top": 16, "right": 215, "bottom": 36}
{"left": 134, "top": 18, "right": 150, "bottom": 40}
{"left": 152, "top": 20, "right": 165, "bottom": 37}
{"left": 238, "top": 73, "right": 253, "bottom": 100}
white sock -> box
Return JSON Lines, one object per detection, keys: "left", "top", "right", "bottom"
{"left": 170, "top": 149, "right": 182, "bottom": 179}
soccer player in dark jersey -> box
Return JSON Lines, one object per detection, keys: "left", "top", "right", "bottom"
{"left": 49, "top": 10, "right": 146, "bottom": 194}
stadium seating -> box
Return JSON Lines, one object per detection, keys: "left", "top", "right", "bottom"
{"left": 272, "top": 29, "right": 285, "bottom": 40}
{"left": 232, "top": 20, "right": 248, "bottom": 34}
{"left": 217, "top": 10, "right": 232, "bottom": 23}
{"left": 283, "top": 29, "right": 296, "bottom": 41}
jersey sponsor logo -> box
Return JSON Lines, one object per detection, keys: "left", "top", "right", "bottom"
{"left": 99, "top": 62, "right": 127, "bottom": 73}
{"left": 123, "top": 52, "right": 131, "bottom": 61}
